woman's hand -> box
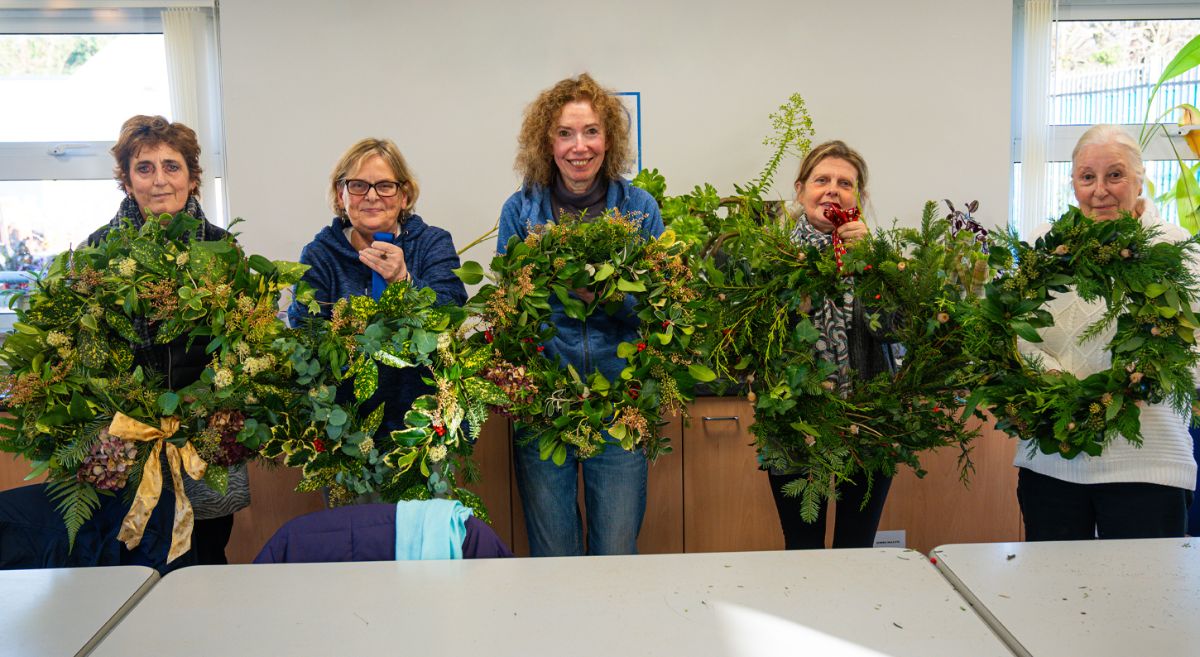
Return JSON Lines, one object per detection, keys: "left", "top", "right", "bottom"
{"left": 836, "top": 220, "right": 869, "bottom": 244}
{"left": 360, "top": 240, "right": 410, "bottom": 283}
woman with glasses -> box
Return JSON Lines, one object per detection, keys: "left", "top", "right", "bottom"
{"left": 496, "top": 73, "right": 663, "bottom": 556}
{"left": 289, "top": 138, "right": 467, "bottom": 447}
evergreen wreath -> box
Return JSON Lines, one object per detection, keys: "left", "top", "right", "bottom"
{"left": 0, "top": 213, "right": 307, "bottom": 546}
{"left": 968, "top": 207, "right": 1200, "bottom": 458}
{"left": 459, "top": 210, "right": 713, "bottom": 464}
{"left": 268, "top": 282, "right": 496, "bottom": 518}
{"left": 671, "top": 194, "right": 991, "bottom": 521}
{"left": 636, "top": 93, "right": 993, "bottom": 520}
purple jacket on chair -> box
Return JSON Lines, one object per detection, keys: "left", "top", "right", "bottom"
{"left": 253, "top": 503, "right": 513, "bottom": 563}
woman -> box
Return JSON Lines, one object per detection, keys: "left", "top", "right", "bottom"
{"left": 1016, "top": 124, "right": 1196, "bottom": 540}
{"left": 769, "top": 140, "right": 897, "bottom": 549}
{"left": 88, "top": 114, "right": 248, "bottom": 565}
{"left": 496, "top": 73, "right": 664, "bottom": 557}
{"left": 289, "top": 138, "right": 466, "bottom": 442}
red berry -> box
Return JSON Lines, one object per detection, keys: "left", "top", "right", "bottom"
{"left": 537, "top": 345, "right": 545, "bottom": 352}
{"left": 636, "top": 342, "right": 647, "bottom": 352}
{"left": 434, "top": 425, "right": 446, "bottom": 436}
{"left": 864, "top": 265, "right": 872, "bottom": 270}
{"left": 484, "top": 330, "right": 494, "bottom": 344}
{"left": 661, "top": 320, "right": 671, "bottom": 328}
{"left": 313, "top": 438, "right": 326, "bottom": 453}
{"left": 874, "top": 294, "right": 881, "bottom": 300}
{"left": 629, "top": 388, "right": 640, "bottom": 400}
{"left": 932, "top": 406, "right": 941, "bottom": 413}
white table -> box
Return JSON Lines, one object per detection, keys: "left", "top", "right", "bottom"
{"left": 932, "top": 539, "right": 1200, "bottom": 657}
{"left": 88, "top": 549, "right": 1011, "bottom": 657}
{"left": 0, "top": 565, "right": 159, "bottom": 657}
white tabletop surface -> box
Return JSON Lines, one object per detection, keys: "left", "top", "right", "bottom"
{"left": 0, "top": 565, "right": 159, "bottom": 657}
{"left": 932, "top": 539, "right": 1200, "bottom": 657}
{"left": 88, "top": 548, "right": 1011, "bottom": 657}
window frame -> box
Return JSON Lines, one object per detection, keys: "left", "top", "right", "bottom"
{"left": 1011, "top": 0, "right": 1200, "bottom": 231}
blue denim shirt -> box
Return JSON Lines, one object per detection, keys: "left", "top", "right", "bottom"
{"left": 496, "top": 178, "right": 664, "bottom": 383}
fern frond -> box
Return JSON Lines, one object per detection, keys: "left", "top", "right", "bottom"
{"left": 46, "top": 479, "right": 103, "bottom": 551}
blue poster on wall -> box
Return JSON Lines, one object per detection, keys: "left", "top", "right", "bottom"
{"left": 616, "top": 91, "right": 642, "bottom": 176}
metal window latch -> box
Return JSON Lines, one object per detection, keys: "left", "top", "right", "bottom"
{"left": 48, "top": 143, "right": 89, "bottom": 156}
{"left": 701, "top": 416, "right": 740, "bottom": 422}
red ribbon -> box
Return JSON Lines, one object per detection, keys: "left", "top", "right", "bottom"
{"left": 823, "top": 205, "right": 861, "bottom": 273}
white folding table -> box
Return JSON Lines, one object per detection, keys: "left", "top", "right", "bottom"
{"left": 932, "top": 538, "right": 1200, "bottom": 657}
{"left": 88, "top": 549, "right": 1012, "bottom": 657}
{"left": 0, "top": 565, "right": 159, "bottom": 657}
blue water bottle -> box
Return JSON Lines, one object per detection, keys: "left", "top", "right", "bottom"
{"left": 370, "top": 231, "right": 395, "bottom": 300}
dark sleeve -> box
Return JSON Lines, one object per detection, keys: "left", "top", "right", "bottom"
{"left": 288, "top": 242, "right": 336, "bottom": 326}
{"left": 410, "top": 228, "right": 468, "bottom": 307}
{"left": 496, "top": 193, "right": 526, "bottom": 256}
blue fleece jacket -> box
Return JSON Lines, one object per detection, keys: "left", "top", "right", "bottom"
{"left": 497, "top": 178, "right": 663, "bottom": 383}
{"left": 289, "top": 214, "right": 468, "bottom": 435}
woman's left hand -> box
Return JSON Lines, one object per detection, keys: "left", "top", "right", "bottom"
{"left": 360, "top": 240, "right": 410, "bottom": 284}
{"left": 837, "top": 221, "right": 869, "bottom": 244}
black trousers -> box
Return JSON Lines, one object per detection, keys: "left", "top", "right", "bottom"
{"left": 188, "top": 514, "right": 235, "bottom": 565}
{"left": 769, "top": 472, "right": 893, "bottom": 549}
{"left": 1017, "top": 467, "right": 1193, "bottom": 541}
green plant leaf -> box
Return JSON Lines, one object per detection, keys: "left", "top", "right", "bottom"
{"left": 453, "top": 261, "right": 485, "bottom": 285}
{"left": 616, "top": 278, "right": 646, "bottom": 292}
{"left": 688, "top": 364, "right": 717, "bottom": 382}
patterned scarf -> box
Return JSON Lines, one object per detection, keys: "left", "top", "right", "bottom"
{"left": 107, "top": 194, "right": 212, "bottom": 237}
{"left": 792, "top": 214, "right": 856, "bottom": 397}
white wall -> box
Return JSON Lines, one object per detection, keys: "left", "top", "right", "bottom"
{"left": 217, "top": 0, "right": 1013, "bottom": 264}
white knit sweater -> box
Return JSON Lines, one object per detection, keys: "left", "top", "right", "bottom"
{"left": 1015, "top": 203, "right": 1198, "bottom": 490}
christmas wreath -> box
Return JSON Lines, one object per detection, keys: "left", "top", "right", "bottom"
{"left": 636, "top": 92, "right": 994, "bottom": 519}
{"left": 669, "top": 192, "right": 991, "bottom": 520}
{"left": 0, "top": 213, "right": 306, "bottom": 554}
{"left": 968, "top": 207, "right": 1200, "bottom": 458}
{"left": 458, "top": 210, "right": 713, "bottom": 464}
{"left": 267, "top": 282, "right": 498, "bottom": 518}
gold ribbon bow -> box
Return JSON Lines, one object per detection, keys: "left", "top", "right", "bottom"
{"left": 109, "top": 412, "right": 207, "bottom": 563}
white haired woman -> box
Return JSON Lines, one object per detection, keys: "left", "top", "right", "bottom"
{"left": 1016, "top": 124, "right": 1197, "bottom": 540}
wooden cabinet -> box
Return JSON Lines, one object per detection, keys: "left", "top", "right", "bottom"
{"left": 682, "top": 397, "right": 783, "bottom": 552}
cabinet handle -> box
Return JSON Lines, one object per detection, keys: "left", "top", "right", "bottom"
{"left": 702, "top": 416, "right": 740, "bottom": 422}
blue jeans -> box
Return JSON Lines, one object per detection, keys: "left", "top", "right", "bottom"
{"left": 513, "top": 437, "right": 647, "bottom": 556}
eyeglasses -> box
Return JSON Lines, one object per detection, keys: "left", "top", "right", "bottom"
{"left": 341, "top": 178, "right": 402, "bottom": 197}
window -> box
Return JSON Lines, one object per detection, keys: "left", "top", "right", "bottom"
{"left": 0, "top": 5, "right": 224, "bottom": 323}
{"left": 1012, "top": 2, "right": 1200, "bottom": 232}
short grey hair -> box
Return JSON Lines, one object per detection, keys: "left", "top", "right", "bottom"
{"left": 1071, "top": 124, "right": 1146, "bottom": 190}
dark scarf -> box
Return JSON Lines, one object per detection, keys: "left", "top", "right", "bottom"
{"left": 792, "top": 214, "right": 855, "bottom": 397}
{"left": 550, "top": 174, "right": 607, "bottom": 221}
{"left": 107, "top": 194, "right": 216, "bottom": 239}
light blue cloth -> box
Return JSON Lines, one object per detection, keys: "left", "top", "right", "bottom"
{"left": 394, "top": 499, "right": 473, "bottom": 560}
